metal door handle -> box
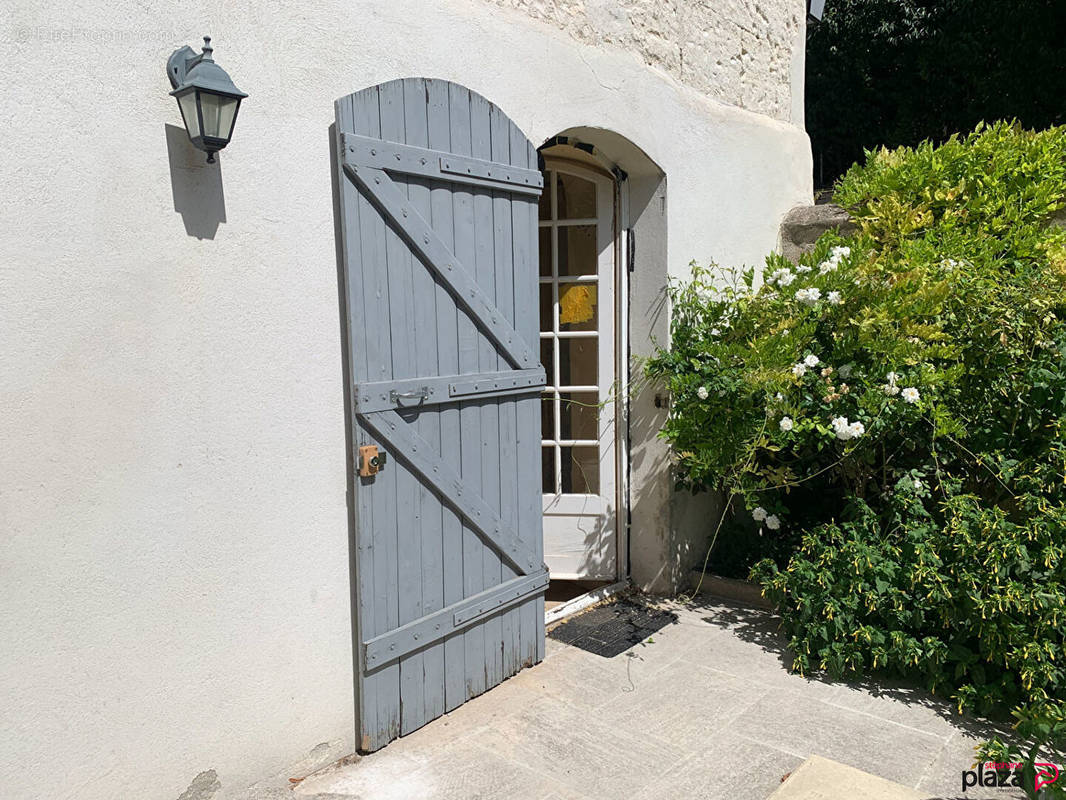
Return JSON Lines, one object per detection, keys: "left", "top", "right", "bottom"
{"left": 390, "top": 386, "right": 429, "bottom": 405}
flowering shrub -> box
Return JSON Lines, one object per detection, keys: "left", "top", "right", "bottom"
{"left": 646, "top": 123, "right": 1066, "bottom": 742}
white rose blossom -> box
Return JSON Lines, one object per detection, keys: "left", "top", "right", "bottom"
{"left": 697, "top": 386, "right": 710, "bottom": 400}
{"left": 818, "top": 245, "right": 853, "bottom": 275}
{"left": 827, "top": 291, "right": 843, "bottom": 305}
{"left": 769, "top": 267, "right": 796, "bottom": 287}
{"left": 779, "top": 416, "right": 794, "bottom": 432}
{"left": 792, "top": 363, "right": 807, "bottom": 377}
{"left": 803, "top": 354, "right": 821, "bottom": 368}
{"left": 764, "top": 514, "right": 781, "bottom": 531}
{"left": 831, "top": 416, "right": 864, "bottom": 441}
{"left": 883, "top": 384, "right": 901, "bottom": 396}
{"left": 902, "top": 387, "right": 920, "bottom": 403}
{"left": 795, "top": 287, "right": 822, "bottom": 306}
{"left": 752, "top": 506, "right": 768, "bottom": 522}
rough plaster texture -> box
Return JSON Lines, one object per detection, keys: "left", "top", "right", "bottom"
{"left": 0, "top": 0, "right": 810, "bottom": 797}
{"left": 490, "top": 0, "right": 807, "bottom": 123}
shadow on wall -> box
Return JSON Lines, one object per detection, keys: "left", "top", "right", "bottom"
{"left": 165, "top": 123, "right": 226, "bottom": 240}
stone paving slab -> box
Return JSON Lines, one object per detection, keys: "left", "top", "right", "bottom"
{"left": 234, "top": 597, "right": 1024, "bottom": 800}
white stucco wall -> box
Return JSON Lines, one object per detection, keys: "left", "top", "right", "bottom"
{"left": 0, "top": 0, "right": 810, "bottom": 797}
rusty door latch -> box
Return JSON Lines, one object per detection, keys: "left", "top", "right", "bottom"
{"left": 358, "top": 444, "right": 387, "bottom": 477}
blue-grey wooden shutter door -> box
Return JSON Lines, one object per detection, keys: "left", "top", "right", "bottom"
{"left": 334, "top": 79, "right": 547, "bottom": 752}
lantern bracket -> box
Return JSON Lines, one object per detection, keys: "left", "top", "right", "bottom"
{"left": 167, "top": 45, "right": 201, "bottom": 91}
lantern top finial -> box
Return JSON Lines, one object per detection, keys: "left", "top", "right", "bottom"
{"left": 167, "top": 36, "right": 247, "bottom": 99}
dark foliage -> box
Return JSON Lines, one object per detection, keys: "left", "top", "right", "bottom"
{"left": 808, "top": 0, "right": 1066, "bottom": 189}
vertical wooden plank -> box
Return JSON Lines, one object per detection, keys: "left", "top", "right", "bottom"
{"left": 346, "top": 88, "right": 384, "bottom": 750}
{"left": 335, "top": 93, "right": 372, "bottom": 747}
{"left": 531, "top": 137, "right": 546, "bottom": 663}
{"left": 353, "top": 84, "right": 402, "bottom": 749}
{"left": 450, "top": 82, "right": 487, "bottom": 701}
{"left": 402, "top": 76, "right": 446, "bottom": 728}
{"left": 427, "top": 80, "right": 467, "bottom": 712}
{"left": 531, "top": 137, "right": 547, "bottom": 663}
{"left": 471, "top": 93, "right": 504, "bottom": 692}
{"left": 491, "top": 106, "right": 520, "bottom": 680}
{"left": 511, "top": 129, "right": 542, "bottom": 669}
{"left": 377, "top": 79, "right": 427, "bottom": 737}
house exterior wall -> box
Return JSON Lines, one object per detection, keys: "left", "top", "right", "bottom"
{"left": 490, "top": 0, "right": 807, "bottom": 124}
{"left": 0, "top": 0, "right": 811, "bottom": 797}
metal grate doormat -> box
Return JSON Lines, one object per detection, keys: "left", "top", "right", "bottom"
{"left": 548, "top": 599, "right": 678, "bottom": 658}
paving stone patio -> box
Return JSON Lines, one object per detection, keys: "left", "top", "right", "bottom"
{"left": 237, "top": 596, "right": 1023, "bottom": 800}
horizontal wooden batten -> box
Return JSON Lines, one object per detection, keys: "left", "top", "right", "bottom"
{"left": 363, "top": 568, "right": 549, "bottom": 671}
{"left": 342, "top": 132, "right": 543, "bottom": 195}
{"left": 354, "top": 368, "right": 545, "bottom": 413}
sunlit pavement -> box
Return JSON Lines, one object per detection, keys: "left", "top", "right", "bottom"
{"left": 237, "top": 597, "right": 1022, "bottom": 800}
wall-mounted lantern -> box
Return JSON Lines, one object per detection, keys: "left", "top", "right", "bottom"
{"left": 167, "top": 36, "right": 247, "bottom": 163}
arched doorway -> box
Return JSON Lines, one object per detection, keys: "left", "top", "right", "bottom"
{"left": 536, "top": 129, "right": 667, "bottom": 613}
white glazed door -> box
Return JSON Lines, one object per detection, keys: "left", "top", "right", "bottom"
{"left": 538, "top": 163, "right": 617, "bottom": 580}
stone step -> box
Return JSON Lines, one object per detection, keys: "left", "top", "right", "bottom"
{"left": 768, "top": 755, "right": 929, "bottom": 800}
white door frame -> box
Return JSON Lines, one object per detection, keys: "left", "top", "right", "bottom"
{"left": 539, "top": 157, "right": 628, "bottom": 582}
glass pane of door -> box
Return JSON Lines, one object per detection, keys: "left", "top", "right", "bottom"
{"left": 539, "top": 169, "right": 600, "bottom": 495}
{"left": 539, "top": 159, "right": 619, "bottom": 581}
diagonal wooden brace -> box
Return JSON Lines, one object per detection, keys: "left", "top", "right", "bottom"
{"left": 358, "top": 409, "right": 537, "bottom": 576}
{"left": 343, "top": 164, "right": 538, "bottom": 370}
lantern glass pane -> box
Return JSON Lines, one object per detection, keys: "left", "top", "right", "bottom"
{"left": 177, "top": 92, "right": 200, "bottom": 138}
{"left": 199, "top": 93, "right": 239, "bottom": 140}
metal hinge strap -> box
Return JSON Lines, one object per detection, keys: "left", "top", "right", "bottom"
{"left": 342, "top": 132, "right": 543, "bottom": 195}
{"left": 354, "top": 369, "right": 545, "bottom": 413}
